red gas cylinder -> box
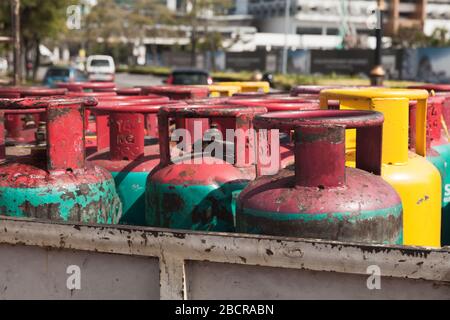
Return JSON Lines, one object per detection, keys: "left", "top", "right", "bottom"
{"left": 86, "top": 102, "right": 183, "bottom": 226}
{"left": 409, "top": 96, "right": 448, "bottom": 150}
{"left": 145, "top": 105, "right": 267, "bottom": 231}
{"left": 66, "top": 91, "right": 118, "bottom": 147}
{"left": 229, "top": 99, "right": 321, "bottom": 168}
{"left": 0, "top": 107, "right": 46, "bottom": 161}
{"left": 57, "top": 81, "right": 116, "bottom": 92}
{"left": 92, "top": 97, "right": 179, "bottom": 154}
{"left": 0, "top": 97, "right": 122, "bottom": 224}
{"left": 408, "top": 84, "right": 450, "bottom": 128}
{"left": 140, "top": 85, "right": 209, "bottom": 100}
{"left": 0, "top": 87, "right": 67, "bottom": 145}
{"left": 237, "top": 110, "right": 403, "bottom": 244}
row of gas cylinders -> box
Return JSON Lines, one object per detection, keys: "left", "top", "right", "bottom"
{"left": 0, "top": 81, "right": 449, "bottom": 249}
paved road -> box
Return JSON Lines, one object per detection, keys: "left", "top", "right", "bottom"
{"left": 115, "top": 73, "right": 164, "bottom": 87}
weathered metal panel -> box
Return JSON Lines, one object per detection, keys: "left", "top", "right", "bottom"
{"left": 0, "top": 244, "right": 159, "bottom": 299}
{"left": 0, "top": 217, "right": 449, "bottom": 299}
{"left": 186, "top": 261, "right": 450, "bottom": 300}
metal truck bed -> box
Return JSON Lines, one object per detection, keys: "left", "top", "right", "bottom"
{"left": 0, "top": 216, "right": 449, "bottom": 299}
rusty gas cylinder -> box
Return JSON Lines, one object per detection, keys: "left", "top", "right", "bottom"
{"left": 237, "top": 110, "right": 403, "bottom": 244}
{"left": 140, "top": 85, "right": 209, "bottom": 100}
{"left": 0, "top": 97, "right": 122, "bottom": 223}
{"left": 66, "top": 91, "right": 118, "bottom": 149}
{"left": 229, "top": 99, "right": 321, "bottom": 168}
{"left": 57, "top": 81, "right": 116, "bottom": 92}
{"left": 86, "top": 102, "right": 185, "bottom": 225}
{"left": 0, "top": 87, "right": 67, "bottom": 145}
{"left": 92, "top": 97, "right": 177, "bottom": 153}
{"left": 408, "top": 84, "right": 450, "bottom": 128}
{"left": 145, "top": 105, "right": 267, "bottom": 232}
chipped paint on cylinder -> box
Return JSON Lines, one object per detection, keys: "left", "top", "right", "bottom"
{"left": 145, "top": 105, "right": 267, "bottom": 232}
{"left": 237, "top": 110, "right": 403, "bottom": 244}
{"left": 0, "top": 163, "right": 121, "bottom": 223}
{"left": 109, "top": 112, "right": 145, "bottom": 161}
{"left": 146, "top": 180, "right": 247, "bottom": 231}
{"left": 0, "top": 98, "right": 122, "bottom": 224}
{"left": 47, "top": 103, "right": 85, "bottom": 170}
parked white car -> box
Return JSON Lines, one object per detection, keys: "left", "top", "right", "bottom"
{"left": 86, "top": 55, "right": 115, "bottom": 81}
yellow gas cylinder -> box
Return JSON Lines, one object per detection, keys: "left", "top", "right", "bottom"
{"left": 207, "top": 85, "right": 241, "bottom": 97}
{"left": 217, "top": 81, "right": 270, "bottom": 93}
{"left": 320, "top": 88, "right": 442, "bottom": 247}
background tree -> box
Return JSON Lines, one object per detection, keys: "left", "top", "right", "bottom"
{"left": 83, "top": 0, "right": 126, "bottom": 55}
{"left": 124, "top": 0, "right": 175, "bottom": 65}
{"left": 392, "top": 26, "right": 450, "bottom": 48}
{"left": 179, "top": 0, "right": 233, "bottom": 67}
{"left": 0, "top": 0, "right": 71, "bottom": 81}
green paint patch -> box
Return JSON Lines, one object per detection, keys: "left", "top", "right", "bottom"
{"left": 146, "top": 181, "right": 247, "bottom": 232}
{"left": 241, "top": 204, "right": 403, "bottom": 223}
{"left": 0, "top": 178, "right": 122, "bottom": 224}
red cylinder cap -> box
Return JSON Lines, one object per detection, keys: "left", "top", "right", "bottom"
{"left": 254, "top": 109, "right": 384, "bottom": 177}
{"left": 158, "top": 104, "right": 267, "bottom": 168}
{"left": 0, "top": 97, "right": 92, "bottom": 171}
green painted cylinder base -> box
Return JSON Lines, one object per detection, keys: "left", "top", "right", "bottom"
{"left": 0, "top": 177, "right": 122, "bottom": 224}
{"left": 111, "top": 171, "right": 149, "bottom": 226}
{"left": 146, "top": 181, "right": 247, "bottom": 232}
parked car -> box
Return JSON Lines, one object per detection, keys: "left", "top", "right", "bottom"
{"left": 166, "top": 68, "right": 213, "bottom": 85}
{"left": 42, "top": 65, "right": 88, "bottom": 87}
{"left": 86, "top": 55, "right": 115, "bottom": 82}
